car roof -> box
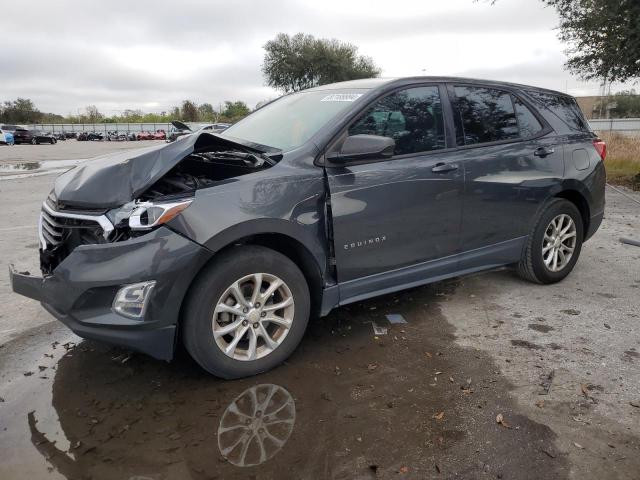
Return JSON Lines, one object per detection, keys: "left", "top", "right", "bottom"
{"left": 306, "top": 76, "right": 572, "bottom": 98}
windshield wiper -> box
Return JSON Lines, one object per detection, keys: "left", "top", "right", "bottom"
{"left": 195, "top": 150, "right": 277, "bottom": 167}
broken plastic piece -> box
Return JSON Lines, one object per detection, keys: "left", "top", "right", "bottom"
{"left": 386, "top": 314, "right": 407, "bottom": 324}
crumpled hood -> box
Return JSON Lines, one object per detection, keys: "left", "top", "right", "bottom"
{"left": 53, "top": 132, "right": 269, "bottom": 209}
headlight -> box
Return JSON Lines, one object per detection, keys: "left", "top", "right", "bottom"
{"left": 107, "top": 198, "right": 192, "bottom": 231}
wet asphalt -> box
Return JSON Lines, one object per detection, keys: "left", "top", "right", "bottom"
{"left": 0, "top": 142, "right": 638, "bottom": 479}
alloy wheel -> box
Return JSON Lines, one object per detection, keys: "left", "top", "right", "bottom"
{"left": 212, "top": 273, "right": 295, "bottom": 361}
{"left": 542, "top": 214, "right": 576, "bottom": 272}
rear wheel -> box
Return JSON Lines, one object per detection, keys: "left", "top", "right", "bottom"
{"left": 517, "top": 199, "right": 583, "bottom": 284}
{"left": 31, "top": 138, "right": 37, "bottom": 145}
{"left": 183, "top": 246, "right": 310, "bottom": 379}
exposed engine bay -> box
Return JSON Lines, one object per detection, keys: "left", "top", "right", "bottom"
{"left": 40, "top": 139, "right": 280, "bottom": 274}
{"left": 140, "top": 149, "right": 276, "bottom": 201}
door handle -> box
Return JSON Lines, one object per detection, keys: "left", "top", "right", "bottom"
{"left": 534, "top": 146, "right": 555, "bottom": 157}
{"left": 432, "top": 162, "right": 458, "bottom": 173}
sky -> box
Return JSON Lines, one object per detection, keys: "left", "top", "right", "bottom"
{"left": 2, "top": 0, "right": 636, "bottom": 116}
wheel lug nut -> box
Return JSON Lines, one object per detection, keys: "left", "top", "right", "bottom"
{"left": 261, "top": 312, "right": 266, "bottom": 317}
{"left": 242, "top": 320, "right": 248, "bottom": 326}
{"left": 243, "top": 307, "right": 249, "bottom": 313}
{"left": 255, "top": 302, "right": 261, "bottom": 308}
{"left": 253, "top": 323, "right": 259, "bottom": 328}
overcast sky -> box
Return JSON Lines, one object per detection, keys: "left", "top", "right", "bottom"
{"left": 2, "top": 0, "right": 635, "bottom": 116}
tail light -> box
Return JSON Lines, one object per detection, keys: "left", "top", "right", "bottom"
{"left": 593, "top": 138, "right": 607, "bottom": 161}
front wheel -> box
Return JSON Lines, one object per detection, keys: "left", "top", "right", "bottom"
{"left": 517, "top": 199, "right": 584, "bottom": 284}
{"left": 183, "top": 246, "right": 310, "bottom": 379}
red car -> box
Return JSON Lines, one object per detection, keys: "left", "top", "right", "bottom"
{"left": 152, "top": 130, "right": 166, "bottom": 140}
{"left": 136, "top": 131, "right": 155, "bottom": 140}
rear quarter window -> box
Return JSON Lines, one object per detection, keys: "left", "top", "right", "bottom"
{"left": 525, "top": 91, "right": 591, "bottom": 133}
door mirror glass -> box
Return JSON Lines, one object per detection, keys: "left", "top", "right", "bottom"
{"left": 327, "top": 134, "right": 395, "bottom": 164}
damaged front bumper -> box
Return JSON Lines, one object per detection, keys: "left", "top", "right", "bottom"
{"left": 9, "top": 227, "right": 212, "bottom": 360}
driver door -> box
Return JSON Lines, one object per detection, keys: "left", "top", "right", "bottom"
{"left": 325, "top": 84, "right": 464, "bottom": 290}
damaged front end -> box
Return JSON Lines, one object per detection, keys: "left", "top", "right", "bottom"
{"left": 39, "top": 132, "right": 281, "bottom": 273}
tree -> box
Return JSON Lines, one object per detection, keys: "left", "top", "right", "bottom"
{"left": 85, "top": 105, "right": 103, "bottom": 123}
{"left": 594, "top": 89, "right": 640, "bottom": 118}
{"left": 0, "top": 98, "right": 41, "bottom": 123}
{"left": 262, "top": 33, "right": 381, "bottom": 93}
{"left": 198, "top": 103, "right": 215, "bottom": 121}
{"left": 180, "top": 100, "right": 199, "bottom": 121}
{"left": 543, "top": 0, "right": 640, "bottom": 82}
{"left": 222, "top": 101, "right": 250, "bottom": 119}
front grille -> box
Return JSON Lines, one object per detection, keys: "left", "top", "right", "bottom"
{"left": 38, "top": 200, "right": 115, "bottom": 273}
{"left": 39, "top": 208, "right": 107, "bottom": 250}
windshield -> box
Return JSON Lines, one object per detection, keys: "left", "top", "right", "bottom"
{"left": 221, "top": 89, "right": 369, "bottom": 151}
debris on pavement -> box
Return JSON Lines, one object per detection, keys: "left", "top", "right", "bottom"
{"left": 496, "top": 413, "right": 515, "bottom": 429}
{"left": 539, "top": 370, "right": 555, "bottom": 395}
{"left": 619, "top": 237, "right": 640, "bottom": 247}
{"left": 385, "top": 314, "right": 407, "bottom": 324}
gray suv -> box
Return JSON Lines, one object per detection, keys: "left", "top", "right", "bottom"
{"left": 10, "top": 77, "right": 606, "bottom": 378}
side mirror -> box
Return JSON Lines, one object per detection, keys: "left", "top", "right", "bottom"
{"left": 326, "top": 134, "right": 395, "bottom": 165}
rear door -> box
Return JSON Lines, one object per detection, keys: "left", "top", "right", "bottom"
{"left": 326, "top": 84, "right": 464, "bottom": 283}
{"left": 448, "top": 84, "right": 563, "bottom": 257}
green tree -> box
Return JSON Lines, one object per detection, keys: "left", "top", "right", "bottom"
{"left": 262, "top": 33, "right": 381, "bottom": 93}
{"left": 198, "top": 103, "right": 215, "bottom": 121}
{"left": 595, "top": 90, "right": 640, "bottom": 118}
{"left": 180, "top": 100, "right": 199, "bottom": 121}
{"left": 222, "top": 101, "right": 250, "bottom": 119}
{"left": 0, "top": 98, "right": 42, "bottom": 123}
{"left": 543, "top": 0, "right": 640, "bottom": 82}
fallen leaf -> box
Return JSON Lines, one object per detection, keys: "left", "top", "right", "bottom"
{"left": 581, "top": 384, "right": 590, "bottom": 399}
{"left": 535, "top": 399, "right": 545, "bottom": 408}
{"left": 433, "top": 411, "right": 445, "bottom": 421}
{"left": 574, "top": 442, "right": 584, "bottom": 449}
{"left": 367, "top": 363, "right": 378, "bottom": 372}
{"left": 399, "top": 466, "right": 409, "bottom": 474}
{"left": 435, "top": 371, "right": 442, "bottom": 375}
{"left": 449, "top": 377, "right": 454, "bottom": 383}
{"left": 496, "top": 413, "right": 513, "bottom": 429}
{"left": 425, "top": 351, "right": 432, "bottom": 358}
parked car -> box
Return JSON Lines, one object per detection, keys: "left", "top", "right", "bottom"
{"left": 13, "top": 129, "right": 57, "bottom": 144}
{"left": 0, "top": 129, "right": 14, "bottom": 145}
{"left": 152, "top": 129, "right": 166, "bottom": 140}
{"left": 0, "top": 124, "right": 22, "bottom": 134}
{"left": 10, "top": 77, "right": 605, "bottom": 379}
{"left": 165, "top": 120, "right": 192, "bottom": 142}
{"left": 77, "top": 132, "right": 103, "bottom": 141}
{"left": 64, "top": 131, "right": 78, "bottom": 139}
{"left": 106, "top": 131, "right": 127, "bottom": 141}
{"left": 136, "top": 131, "right": 155, "bottom": 140}
{"left": 126, "top": 132, "right": 137, "bottom": 141}
{"left": 51, "top": 132, "right": 67, "bottom": 141}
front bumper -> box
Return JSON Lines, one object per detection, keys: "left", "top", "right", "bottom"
{"left": 10, "top": 227, "right": 212, "bottom": 360}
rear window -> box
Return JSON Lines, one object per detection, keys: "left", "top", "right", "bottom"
{"left": 513, "top": 97, "right": 543, "bottom": 138}
{"left": 525, "top": 91, "right": 590, "bottom": 133}
{"left": 452, "top": 86, "right": 519, "bottom": 145}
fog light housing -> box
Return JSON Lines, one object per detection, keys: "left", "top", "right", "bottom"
{"left": 112, "top": 281, "right": 156, "bottom": 319}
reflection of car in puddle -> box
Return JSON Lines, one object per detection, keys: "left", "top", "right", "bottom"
{"left": 25, "top": 345, "right": 296, "bottom": 479}
{"left": 218, "top": 384, "right": 295, "bottom": 467}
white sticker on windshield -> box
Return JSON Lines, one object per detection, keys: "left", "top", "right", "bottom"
{"left": 320, "top": 93, "right": 363, "bottom": 102}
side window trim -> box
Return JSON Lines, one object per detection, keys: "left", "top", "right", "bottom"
{"left": 445, "top": 82, "right": 553, "bottom": 151}
{"left": 325, "top": 82, "right": 449, "bottom": 166}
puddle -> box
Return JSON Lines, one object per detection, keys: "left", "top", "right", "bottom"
{"left": 0, "top": 282, "right": 569, "bottom": 479}
{"left": 0, "top": 159, "right": 85, "bottom": 180}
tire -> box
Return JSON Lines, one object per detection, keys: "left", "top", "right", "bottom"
{"left": 517, "top": 198, "right": 583, "bottom": 284}
{"left": 183, "top": 245, "right": 310, "bottom": 379}
{"left": 31, "top": 138, "right": 37, "bottom": 145}
{"left": 51, "top": 138, "right": 56, "bottom": 144}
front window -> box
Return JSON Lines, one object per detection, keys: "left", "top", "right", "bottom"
{"left": 221, "top": 89, "right": 368, "bottom": 151}
{"left": 348, "top": 86, "right": 446, "bottom": 156}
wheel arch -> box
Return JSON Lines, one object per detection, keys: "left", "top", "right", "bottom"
{"left": 177, "top": 220, "right": 329, "bottom": 340}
